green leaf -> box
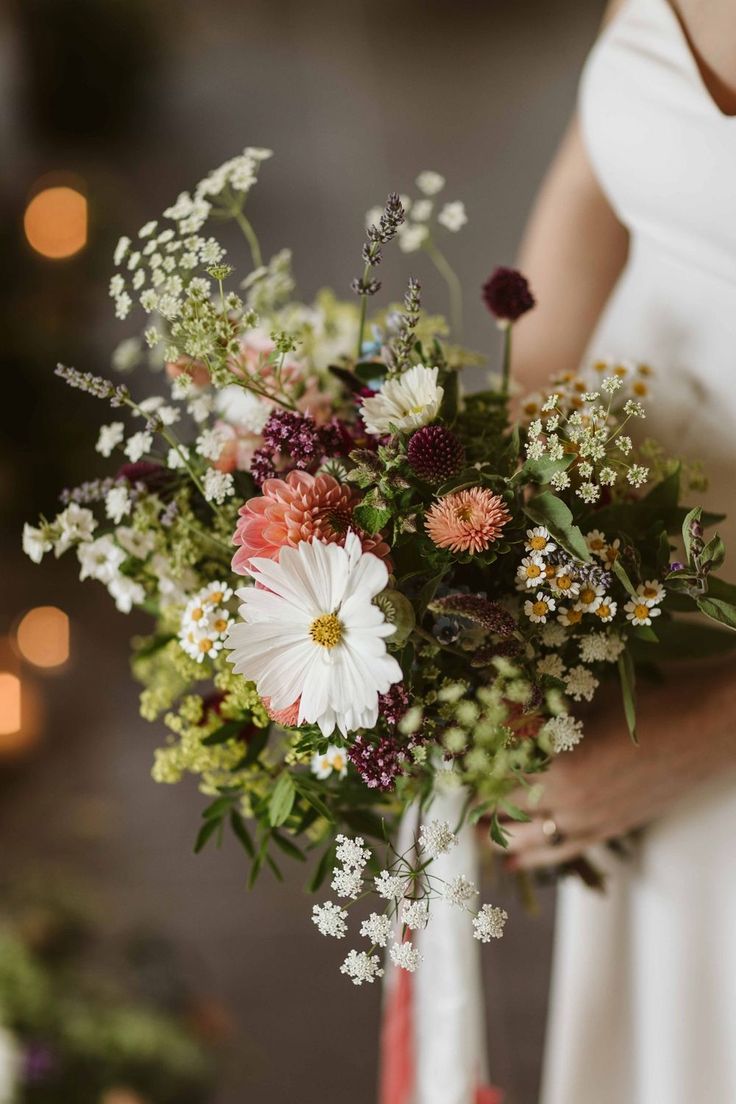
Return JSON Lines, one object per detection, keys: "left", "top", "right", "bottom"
{"left": 701, "top": 533, "right": 726, "bottom": 572}
{"left": 230, "top": 812, "right": 254, "bottom": 857}
{"left": 271, "top": 830, "right": 307, "bottom": 862}
{"left": 490, "top": 813, "right": 510, "bottom": 848}
{"left": 629, "top": 617, "right": 736, "bottom": 660}
{"left": 202, "top": 794, "right": 235, "bottom": 820}
{"left": 353, "top": 502, "right": 392, "bottom": 535}
{"left": 241, "top": 726, "right": 270, "bottom": 766}
{"left": 307, "top": 842, "right": 336, "bottom": 893}
{"left": 617, "top": 649, "right": 638, "bottom": 744}
{"left": 645, "top": 464, "right": 681, "bottom": 510}
{"left": 511, "top": 454, "right": 573, "bottom": 486}
{"left": 697, "top": 596, "right": 736, "bottom": 631}
{"left": 293, "top": 779, "right": 334, "bottom": 822}
{"left": 612, "top": 557, "right": 637, "bottom": 598}
{"left": 524, "top": 492, "right": 591, "bottom": 562}
{"left": 194, "top": 818, "right": 221, "bottom": 854}
{"left": 707, "top": 576, "right": 736, "bottom": 604}
{"left": 201, "top": 719, "right": 249, "bottom": 746}
{"left": 631, "top": 624, "right": 658, "bottom": 643}
{"left": 268, "top": 774, "right": 296, "bottom": 827}
{"left": 265, "top": 853, "right": 284, "bottom": 882}
{"left": 500, "top": 801, "right": 532, "bottom": 823}
{"left": 468, "top": 800, "right": 494, "bottom": 826}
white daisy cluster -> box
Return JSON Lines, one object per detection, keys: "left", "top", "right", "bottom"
{"left": 366, "top": 170, "right": 468, "bottom": 254}
{"left": 311, "top": 745, "right": 348, "bottom": 780}
{"left": 178, "top": 581, "right": 234, "bottom": 662}
{"left": 624, "top": 580, "right": 665, "bottom": 626}
{"left": 312, "top": 833, "right": 507, "bottom": 986}
{"left": 520, "top": 528, "right": 620, "bottom": 637}
{"left": 522, "top": 368, "right": 651, "bottom": 503}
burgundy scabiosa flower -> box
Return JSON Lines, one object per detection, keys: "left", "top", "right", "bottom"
{"left": 482, "top": 266, "right": 536, "bottom": 323}
{"left": 407, "top": 425, "right": 465, "bottom": 484}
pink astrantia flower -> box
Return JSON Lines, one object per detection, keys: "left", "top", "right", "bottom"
{"left": 425, "top": 487, "right": 511, "bottom": 554}
{"left": 231, "top": 470, "right": 391, "bottom": 574}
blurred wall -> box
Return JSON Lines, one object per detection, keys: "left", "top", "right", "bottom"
{"left": 0, "top": 3, "right": 605, "bottom": 1102}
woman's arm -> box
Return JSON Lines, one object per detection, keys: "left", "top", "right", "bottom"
{"left": 513, "top": 0, "right": 630, "bottom": 391}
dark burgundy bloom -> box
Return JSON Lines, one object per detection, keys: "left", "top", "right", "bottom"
{"left": 407, "top": 425, "right": 465, "bottom": 484}
{"left": 348, "top": 733, "right": 404, "bottom": 791}
{"left": 378, "top": 683, "right": 410, "bottom": 726}
{"left": 482, "top": 267, "right": 536, "bottom": 323}
{"left": 116, "top": 460, "right": 171, "bottom": 493}
{"left": 262, "top": 410, "right": 322, "bottom": 469}
{"left": 250, "top": 447, "right": 278, "bottom": 488}
{"left": 319, "top": 417, "right": 358, "bottom": 458}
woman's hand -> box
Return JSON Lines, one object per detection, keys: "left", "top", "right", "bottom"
{"left": 499, "top": 660, "right": 736, "bottom": 870}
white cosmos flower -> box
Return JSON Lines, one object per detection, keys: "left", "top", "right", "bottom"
{"left": 226, "top": 532, "right": 403, "bottom": 736}
{"left": 360, "top": 365, "right": 443, "bottom": 436}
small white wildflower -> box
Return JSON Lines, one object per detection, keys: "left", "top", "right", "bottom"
{"left": 390, "top": 941, "right": 422, "bottom": 972}
{"left": 540, "top": 622, "right": 567, "bottom": 647}
{"left": 541, "top": 393, "right": 560, "bottom": 412}
{"left": 375, "top": 871, "right": 405, "bottom": 900}
{"left": 557, "top": 605, "right": 584, "bottom": 627}
{"left": 599, "top": 466, "right": 617, "bottom": 486}
{"left": 411, "top": 198, "right": 433, "bottom": 221}
{"left": 402, "top": 900, "right": 429, "bottom": 931}
{"left": 360, "top": 913, "right": 392, "bottom": 948}
{"left": 577, "top": 481, "right": 601, "bottom": 504}
{"left": 124, "top": 431, "right": 153, "bottom": 463}
{"left": 624, "top": 599, "right": 662, "bottom": 626}
{"left": 637, "top": 579, "right": 665, "bottom": 606}
{"left": 526, "top": 438, "right": 546, "bottom": 461}
{"left": 340, "top": 949, "right": 384, "bottom": 986}
{"left": 536, "top": 654, "right": 566, "bottom": 680}
{"left": 115, "top": 526, "right": 155, "bottom": 559}
{"left": 578, "top": 461, "right": 594, "bottom": 478}
{"left": 623, "top": 399, "right": 646, "bottom": 418}
{"left": 579, "top": 632, "right": 621, "bottom": 664}
{"left": 312, "top": 901, "right": 348, "bottom": 939}
{"left": 546, "top": 434, "right": 565, "bottom": 461}
{"left": 565, "top": 665, "right": 599, "bottom": 702}
{"left": 109, "top": 274, "right": 125, "bottom": 298}
{"left": 77, "top": 536, "right": 125, "bottom": 583}
{"left": 528, "top": 418, "right": 543, "bottom": 438}
{"left": 418, "top": 819, "right": 457, "bottom": 859}
{"left": 585, "top": 529, "right": 609, "bottom": 558}
{"left": 618, "top": 435, "right": 633, "bottom": 455}
{"left": 550, "top": 470, "right": 571, "bottom": 491}
{"left": 166, "top": 446, "right": 189, "bottom": 470}
{"left": 96, "top": 422, "right": 125, "bottom": 458}
{"left": 524, "top": 592, "right": 556, "bottom": 624}
{"left": 601, "top": 375, "right": 623, "bottom": 394}
{"left": 202, "top": 468, "right": 234, "bottom": 504}
{"left": 105, "top": 486, "right": 131, "bottom": 524}
{"left": 472, "top": 904, "right": 508, "bottom": 942}
{"left": 575, "top": 582, "right": 605, "bottom": 612}
{"left": 398, "top": 223, "right": 429, "bottom": 253}
{"left": 552, "top": 567, "right": 580, "bottom": 599}
{"left": 331, "top": 866, "right": 363, "bottom": 900}
{"left": 22, "top": 523, "right": 53, "bottom": 564}
{"left": 416, "top": 170, "right": 445, "bottom": 196}
{"left": 441, "top": 875, "right": 478, "bottom": 908}
{"left": 335, "top": 835, "right": 371, "bottom": 870}
{"left": 437, "top": 201, "right": 467, "bottom": 232}
{"left": 602, "top": 633, "right": 626, "bottom": 662}
{"left": 593, "top": 596, "right": 617, "bottom": 623}
{"left": 54, "top": 504, "right": 96, "bottom": 553}
{"left": 179, "top": 584, "right": 233, "bottom": 661}
{"left": 113, "top": 235, "right": 131, "bottom": 265}
{"left": 188, "top": 393, "right": 215, "bottom": 423}
{"left": 543, "top": 714, "right": 584, "bottom": 753}
{"left": 196, "top": 427, "right": 226, "bottom": 462}
{"left": 107, "top": 574, "right": 145, "bottom": 614}
{"left": 626, "top": 464, "right": 649, "bottom": 488}
{"left": 114, "top": 292, "right": 132, "bottom": 320}
{"left": 517, "top": 555, "right": 546, "bottom": 589}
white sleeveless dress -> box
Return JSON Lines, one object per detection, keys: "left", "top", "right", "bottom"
{"left": 541, "top": 2, "right": 736, "bottom": 1102}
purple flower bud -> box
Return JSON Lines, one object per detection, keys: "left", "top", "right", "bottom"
{"left": 482, "top": 267, "right": 536, "bottom": 323}
{"left": 669, "top": 561, "right": 685, "bottom": 573}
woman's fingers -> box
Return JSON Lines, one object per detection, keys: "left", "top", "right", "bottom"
{"left": 510, "top": 836, "right": 596, "bottom": 870}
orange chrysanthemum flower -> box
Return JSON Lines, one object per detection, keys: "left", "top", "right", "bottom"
{"left": 425, "top": 487, "right": 511, "bottom": 554}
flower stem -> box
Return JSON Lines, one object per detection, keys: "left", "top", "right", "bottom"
{"left": 424, "top": 238, "right": 463, "bottom": 340}
{"left": 232, "top": 208, "right": 263, "bottom": 270}
{"left": 356, "top": 263, "right": 372, "bottom": 360}
{"left": 500, "top": 322, "right": 512, "bottom": 397}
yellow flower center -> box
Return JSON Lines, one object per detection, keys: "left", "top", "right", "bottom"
{"left": 579, "top": 587, "right": 596, "bottom": 605}
{"left": 213, "top": 617, "right": 228, "bottom": 633}
{"left": 309, "top": 612, "right": 343, "bottom": 649}
{"left": 633, "top": 603, "right": 649, "bottom": 620}
{"left": 566, "top": 608, "right": 583, "bottom": 624}
{"left": 642, "top": 585, "right": 658, "bottom": 599}
{"left": 544, "top": 564, "right": 556, "bottom": 579}
{"left": 589, "top": 538, "right": 605, "bottom": 551}
{"left": 532, "top": 601, "right": 548, "bottom": 617}
{"left": 527, "top": 563, "right": 542, "bottom": 578}
{"left": 557, "top": 574, "right": 574, "bottom": 590}
{"left": 191, "top": 607, "right": 205, "bottom": 621}
{"left": 529, "top": 536, "right": 547, "bottom": 551}
{"left": 210, "top": 590, "right": 224, "bottom": 603}
{"left": 198, "top": 637, "right": 213, "bottom": 653}
{"left": 596, "top": 604, "right": 611, "bottom": 619}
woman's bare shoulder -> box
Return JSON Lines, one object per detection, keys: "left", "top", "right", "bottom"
{"left": 602, "top": 0, "right": 627, "bottom": 27}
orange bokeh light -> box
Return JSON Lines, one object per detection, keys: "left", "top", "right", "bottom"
{"left": 0, "top": 673, "right": 21, "bottom": 736}
{"left": 24, "top": 185, "right": 88, "bottom": 259}
{"left": 15, "top": 606, "right": 70, "bottom": 669}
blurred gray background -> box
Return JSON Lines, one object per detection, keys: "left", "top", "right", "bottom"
{"left": 0, "top": 2, "right": 605, "bottom": 1101}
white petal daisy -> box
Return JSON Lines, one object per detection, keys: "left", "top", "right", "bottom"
{"left": 360, "top": 365, "right": 443, "bottom": 436}
{"left": 226, "top": 532, "right": 403, "bottom": 736}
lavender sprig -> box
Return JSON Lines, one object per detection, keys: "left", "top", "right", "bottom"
{"left": 353, "top": 193, "right": 406, "bottom": 357}
{"left": 386, "top": 277, "right": 421, "bottom": 373}
{"left": 55, "top": 363, "right": 129, "bottom": 406}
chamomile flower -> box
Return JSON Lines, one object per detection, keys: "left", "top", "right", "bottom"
{"left": 360, "top": 365, "right": 443, "bottom": 436}
{"left": 624, "top": 599, "right": 662, "bottom": 626}
{"left": 594, "top": 597, "right": 617, "bottom": 622}
{"left": 311, "top": 745, "right": 348, "bottom": 780}
{"left": 525, "top": 527, "right": 555, "bottom": 556}
{"left": 557, "top": 605, "right": 584, "bottom": 627}
{"left": 517, "top": 555, "right": 546, "bottom": 588}
{"left": 524, "top": 592, "right": 556, "bottom": 623}
{"left": 552, "top": 568, "right": 580, "bottom": 599}
{"left": 636, "top": 579, "right": 665, "bottom": 606}
{"left": 226, "top": 533, "right": 402, "bottom": 737}
{"left": 575, "top": 582, "right": 605, "bottom": 613}
{"left": 179, "top": 582, "right": 233, "bottom": 662}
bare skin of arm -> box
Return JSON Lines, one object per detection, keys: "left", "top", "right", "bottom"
{"left": 503, "top": 0, "right": 736, "bottom": 869}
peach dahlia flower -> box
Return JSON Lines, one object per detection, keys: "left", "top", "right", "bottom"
{"left": 231, "top": 469, "right": 391, "bottom": 574}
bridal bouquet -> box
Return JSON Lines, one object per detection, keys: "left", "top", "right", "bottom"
{"left": 23, "top": 150, "right": 736, "bottom": 985}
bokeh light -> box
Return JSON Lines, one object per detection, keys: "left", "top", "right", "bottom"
{"left": 23, "top": 184, "right": 88, "bottom": 258}
{"left": 16, "top": 606, "right": 70, "bottom": 669}
{"left": 0, "top": 673, "right": 22, "bottom": 736}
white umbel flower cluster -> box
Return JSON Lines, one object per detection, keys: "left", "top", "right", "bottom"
{"left": 472, "top": 904, "right": 508, "bottom": 943}
{"left": 360, "top": 912, "right": 393, "bottom": 948}
{"left": 312, "top": 901, "right": 348, "bottom": 939}
{"left": 418, "top": 819, "right": 457, "bottom": 859}
{"left": 390, "top": 941, "right": 422, "bottom": 972}
{"left": 542, "top": 714, "right": 585, "bottom": 753}
{"left": 340, "top": 949, "right": 384, "bottom": 986}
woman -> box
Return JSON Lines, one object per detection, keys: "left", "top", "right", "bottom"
{"left": 507, "top": 1, "right": 736, "bottom": 1101}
